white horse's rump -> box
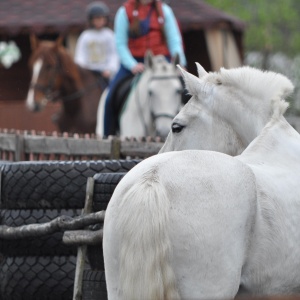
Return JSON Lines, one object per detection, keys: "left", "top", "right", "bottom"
{"left": 104, "top": 151, "right": 257, "bottom": 299}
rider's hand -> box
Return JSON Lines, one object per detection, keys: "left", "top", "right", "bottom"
{"left": 102, "top": 70, "right": 111, "bottom": 79}
{"left": 131, "top": 63, "right": 144, "bottom": 74}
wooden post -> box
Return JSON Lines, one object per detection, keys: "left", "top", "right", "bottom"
{"left": 73, "top": 177, "right": 95, "bottom": 300}
{"left": 110, "top": 136, "right": 121, "bottom": 159}
{"left": 15, "top": 133, "right": 24, "bottom": 162}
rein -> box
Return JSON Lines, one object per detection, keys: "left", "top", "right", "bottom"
{"left": 30, "top": 63, "right": 60, "bottom": 101}
{"left": 56, "top": 77, "right": 105, "bottom": 102}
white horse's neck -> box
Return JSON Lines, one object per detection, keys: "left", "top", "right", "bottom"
{"left": 213, "top": 90, "right": 270, "bottom": 149}
{"left": 240, "top": 116, "right": 300, "bottom": 165}
{"left": 120, "top": 70, "right": 153, "bottom": 137}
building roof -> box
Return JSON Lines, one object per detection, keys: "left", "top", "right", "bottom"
{"left": 0, "top": 0, "right": 246, "bottom": 36}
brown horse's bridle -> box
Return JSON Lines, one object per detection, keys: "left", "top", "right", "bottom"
{"left": 30, "top": 61, "right": 61, "bottom": 103}
{"left": 30, "top": 58, "right": 105, "bottom": 104}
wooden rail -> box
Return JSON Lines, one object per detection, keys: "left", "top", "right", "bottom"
{"left": 1, "top": 115, "right": 298, "bottom": 162}
{"left": 0, "top": 129, "right": 164, "bottom": 161}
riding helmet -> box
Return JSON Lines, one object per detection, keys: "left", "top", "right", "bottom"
{"left": 86, "top": 1, "right": 110, "bottom": 20}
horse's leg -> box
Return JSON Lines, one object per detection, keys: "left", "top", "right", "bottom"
{"left": 169, "top": 193, "right": 253, "bottom": 299}
{"left": 96, "top": 88, "right": 108, "bottom": 137}
{"left": 104, "top": 151, "right": 257, "bottom": 299}
{"left": 165, "top": 154, "right": 257, "bottom": 299}
{"left": 51, "top": 111, "right": 69, "bottom": 132}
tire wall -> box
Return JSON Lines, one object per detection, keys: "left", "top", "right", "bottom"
{"left": 0, "top": 160, "right": 139, "bottom": 300}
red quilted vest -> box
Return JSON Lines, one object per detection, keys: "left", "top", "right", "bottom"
{"left": 124, "top": 0, "right": 170, "bottom": 57}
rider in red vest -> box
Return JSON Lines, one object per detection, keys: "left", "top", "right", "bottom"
{"left": 125, "top": 0, "right": 170, "bottom": 59}
{"left": 103, "top": 0, "right": 186, "bottom": 137}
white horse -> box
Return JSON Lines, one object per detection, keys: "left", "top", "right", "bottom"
{"left": 96, "top": 52, "right": 183, "bottom": 138}
{"left": 103, "top": 65, "right": 300, "bottom": 299}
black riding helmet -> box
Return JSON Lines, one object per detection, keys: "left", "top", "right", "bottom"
{"left": 86, "top": 1, "right": 110, "bottom": 20}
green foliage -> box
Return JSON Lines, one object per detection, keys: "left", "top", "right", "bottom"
{"left": 205, "top": 0, "right": 300, "bottom": 56}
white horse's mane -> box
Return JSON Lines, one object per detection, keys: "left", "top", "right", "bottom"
{"left": 215, "top": 66, "right": 294, "bottom": 118}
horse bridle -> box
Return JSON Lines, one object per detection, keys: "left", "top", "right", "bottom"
{"left": 133, "top": 73, "right": 183, "bottom": 136}
{"left": 148, "top": 75, "right": 182, "bottom": 121}
{"left": 30, "top": 63, "right": 60, "bottom": 104}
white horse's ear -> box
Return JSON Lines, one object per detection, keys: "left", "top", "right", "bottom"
{"left": 195, "top": 62, "right": 207, "bottom": 78}
{"left": 177, "top": 65, "right": 201, "bottom": 96}
{"left": 145, "top": 50, "right": 154, "bottom": 69}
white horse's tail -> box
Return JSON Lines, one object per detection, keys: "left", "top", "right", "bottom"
{"left": 117, "top": 169, "right": 180, "bottom": 300}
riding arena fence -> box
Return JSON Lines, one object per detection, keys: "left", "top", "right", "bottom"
{"left": 0, "top": 129, "right": 164, "bottom": 162}
{"left": 0, "top": 115, "right": 299, "bottom": 162}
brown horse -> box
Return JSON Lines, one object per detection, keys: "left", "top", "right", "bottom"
{"left": 26, "top": 35, "right": 107, "bottom": 133}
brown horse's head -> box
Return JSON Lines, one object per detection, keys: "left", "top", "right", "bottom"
{"left": 26, "top": 35, "right": 83, "bottom": 112}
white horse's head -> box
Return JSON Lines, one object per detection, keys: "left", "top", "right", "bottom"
{"left": 120, "top": 51, "right": 183, "bottom": 139}
{"left": 144, "top": 52, "right": 183, "bottom": 138}
{"left": 160, "top": 64, "right": 294, "bottom": 155}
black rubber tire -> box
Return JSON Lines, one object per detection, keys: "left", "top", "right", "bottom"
{"left": 0, "top": 255, "right": 76, "bottom": 300}
{"left": 93, "top": 172, "right": 126, "bottom": 212}
{"left": 87, "top": 173, "right": 125, "bottom": 270}
{"left": 82, "top": 269, "right": 107, "bottom": 300}
{"left": 86, "top": 244, "right": 104, "bottom": 270}
{"left": 0, "top": 160, "right": 140, "bottom": 209}
{"left": 0, "top": 209, "right": 81, "bottom": 256}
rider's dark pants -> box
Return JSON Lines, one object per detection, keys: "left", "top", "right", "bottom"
{"left": 104, "top": 57, "right": 144, "bottom": 137}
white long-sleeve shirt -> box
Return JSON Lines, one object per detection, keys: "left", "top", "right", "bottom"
{"left": 74, "top": 27, "right": 119, "bottom": 76}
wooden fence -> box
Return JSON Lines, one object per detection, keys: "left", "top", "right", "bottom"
{"left": 0, "top": 129, "right": 164, "bottom": 161}
{"left": 0, "top": 115, "right": 299, "bottom": 162}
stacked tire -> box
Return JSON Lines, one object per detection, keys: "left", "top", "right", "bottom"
{"left": 81, "top": 172, "right": 127, "bottom": 300}
{"left": 0, "top": 160, "right": 139, "bottom": 300}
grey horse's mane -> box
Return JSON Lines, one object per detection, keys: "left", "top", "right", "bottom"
{"left": 216, "top": 66, "right": 294, "bottom": 118}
